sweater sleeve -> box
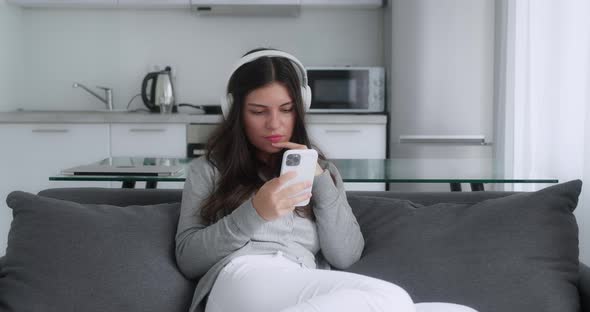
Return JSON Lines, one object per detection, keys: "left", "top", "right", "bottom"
{"left": 175, "top": 157, "right": 267, "bottom": 278}
{"left": 311, "top": 161, "right": 365, "bottom": 269}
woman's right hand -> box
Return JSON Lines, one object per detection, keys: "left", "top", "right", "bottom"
{"left": 252, "top": 171, "right": 312, "bottom": 221}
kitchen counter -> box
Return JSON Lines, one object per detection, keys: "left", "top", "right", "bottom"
{"left": 0, "top": 111, "right": 387, "bottom": 124}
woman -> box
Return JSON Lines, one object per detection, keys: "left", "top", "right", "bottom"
{"left": 175, "top": 48, "right": 477, "bottom": 312}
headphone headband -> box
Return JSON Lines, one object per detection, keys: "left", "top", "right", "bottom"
{"left": 220, "top": 50, "right": 312, "bottom": 119}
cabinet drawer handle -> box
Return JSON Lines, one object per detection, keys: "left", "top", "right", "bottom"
{"left": 324, "top": 129, "right": 362, "bottom": 134}
{"left": 129, "top": 128, "right": 166, "bottom": 133}
{"left": 399, "top": 135, "right": 488, "bottom": 145}
{"left": 31, "top": 129, "right": 69, "bottom": 133}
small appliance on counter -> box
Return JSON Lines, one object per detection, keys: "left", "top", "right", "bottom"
{"left": 177, "top": 104, "right": 222, "bottom": 115}
{"left": 177, "top": 104, "right": 206, "bottom": 115}
{"left": 306, "top": 66, "right": 385, "bottom": 113}
{"left": 141, "top": 66, "right": 177, "bottom": 113}
{"left": 186, "top": 124, "right": 217, "bottom": 158}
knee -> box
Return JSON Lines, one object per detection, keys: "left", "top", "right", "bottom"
{"left": 372, "top": 282, "right": 415, "bottom": 312}
{"left": 415, "top": 302, "right": 478, "bottom": 312}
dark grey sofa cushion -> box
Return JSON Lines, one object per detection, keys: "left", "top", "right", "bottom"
{"left": 0, "top": 191, "right": 195, "bottom": 312}
{"left": 38, "top": 187, "right": 182, "bottom": 206}
{"left": 346, "top": 180, "right": 582, "bottom": 312}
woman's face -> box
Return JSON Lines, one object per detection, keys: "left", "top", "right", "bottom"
{"left": 243, "top": 81, "right": 296, "bottom": 163}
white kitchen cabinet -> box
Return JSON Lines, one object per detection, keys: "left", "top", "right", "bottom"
{"left": 118, "top": 0, "right": 189, "bottom": 8}
{"left": 7, "top": 0, "right": 117, "bottom": 8}
{"left": 0, "top": 123, "right": 110, "bottom": 256}
{"left": 8, "top": 0, "right": 183, "bottom": 7}
{"left": 307, "top": 123, "right": 386, "bottom": 191}
{"left": 110, "top": 123, "right": 186, "bottom": 189}
{"left": 8, "top": 0, "right": 382, "bottom": 9}
{"left": 302, "top": 0, "right": 382, "bottom": 8}
{"left": 191, "top": 0, "right": 383, "bottom": 9}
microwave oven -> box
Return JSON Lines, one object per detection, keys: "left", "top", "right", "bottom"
{"left": 306, "top": 66, "right": 385, "bottom": 113}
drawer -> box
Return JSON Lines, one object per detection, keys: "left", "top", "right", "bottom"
{"left": 307, "top": 124, "right": 386, "bottom": 159}
{"left": 110, "top": 123, "right": 186, "bottom": 157}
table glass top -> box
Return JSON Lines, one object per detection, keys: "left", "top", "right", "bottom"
{"left": 49, "top": 157, "right": 559, "bottom": 184}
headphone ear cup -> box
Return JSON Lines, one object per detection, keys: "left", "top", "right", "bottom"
{"left": 301, "top": 86, "right": 312, "bottom": 112}
{"left": 220, "top": 93, "right": 233, "bottom": 119}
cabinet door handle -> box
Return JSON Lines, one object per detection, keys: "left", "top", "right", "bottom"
{"left": 399, "top": 135, "right": 488, "bottom": 145}
{"left": 129, "top": 128, "right": 166, "bottom": 133}
{"left": 31, "top": 129, "right": 69, "bottom": 133}
{"left": 324, "top": 129, "right": 362, "bottom": 134}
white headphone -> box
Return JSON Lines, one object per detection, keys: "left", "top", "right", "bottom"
{"left": 220, "top": 50, "right": 312, "bottom": 119}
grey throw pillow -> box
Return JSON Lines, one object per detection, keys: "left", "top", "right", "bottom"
{"left": 0, "top": 191, "right": 195, "bottom": 312}
{"left": 346, "top": 180, "right": 582, "bottom": 312}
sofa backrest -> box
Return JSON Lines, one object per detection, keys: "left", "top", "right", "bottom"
{"left": 38, "top": 187, "right": 184, "bottom": 205}
{"left": 38, "top": 187, "right": 518, "bottom": 207}
{"left": 22, "top": 182, "right": 582, "bottom": 312}
{"left": 347, "top": 190, "right": 518, "bottom": 206}
{"left": 344, "top": 181, "right": 582, "bottom": 312}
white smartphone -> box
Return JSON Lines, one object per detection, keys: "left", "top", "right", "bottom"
{"left": 279, "top": 149, "right": 319, "bottom": 207}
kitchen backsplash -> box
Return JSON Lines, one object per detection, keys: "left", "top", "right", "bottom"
{"left": 0, "top": 1, "right": 383, "bottom": 112}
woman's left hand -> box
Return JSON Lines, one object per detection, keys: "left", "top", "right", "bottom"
{"left": 271, "top": 142, "right": 323, "bottom": 176}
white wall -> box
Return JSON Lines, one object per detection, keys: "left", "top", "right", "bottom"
{"left": 0, "top": 0, "right": 23, "bottom": 257}
{"left": 386, "top": 0, "right": 495, "bottom": 192}
{"left": 9, "top": 7, "right": 383, "bottom": 111}
{"left": 0, "top": 0, "right": 23, "bottom": 111}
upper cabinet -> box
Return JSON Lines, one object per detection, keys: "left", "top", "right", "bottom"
{"left": 191, "top": 0, "right": 300, "bottom": 16}
{"left": 8, "top": 0, "right": 118, "bottom": 7}
{"left": 191, "top": 0, "right": 382, "bottom": 16}
{"left": 8, "top": 0, "right": 382, "bottom": 9}
{"left": 118, "top": 0, "right": 189, "bottom": 8}
{"left": 302, "top": 0, "right": 382, "bottom": 8}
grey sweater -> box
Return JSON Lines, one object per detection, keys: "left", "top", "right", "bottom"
{"left": 175, "top": 156, "right": 365, "bottom": 311}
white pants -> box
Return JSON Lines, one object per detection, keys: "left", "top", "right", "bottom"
{"left": 205, "top": 252, "right": 477, "bottom": 312}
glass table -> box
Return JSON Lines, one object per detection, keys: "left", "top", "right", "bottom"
{"left": 49, "top": 157, "right": 559, "bottom": 192}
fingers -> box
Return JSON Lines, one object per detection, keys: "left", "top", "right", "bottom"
{"left": 277, "top": 180, "right": 312, "bottom": 198}
{"left": 278, "top": 180, "right": 312, "bottom": 209}
{"left": 271, "top": 142, "right": 308, "bottom": 150}
{"left": 287, "top": 192, "right": 313, "bottom": 207}
{"left": 273, "top": 171, "right": 297, "bottom": 188}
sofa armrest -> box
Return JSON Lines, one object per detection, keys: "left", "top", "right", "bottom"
{"left": 580, "top": 262, "right": 590, "bottom": 311}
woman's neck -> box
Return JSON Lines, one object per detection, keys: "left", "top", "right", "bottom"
{"left": 257, "top": 151, "right": 280, "bottom": 171}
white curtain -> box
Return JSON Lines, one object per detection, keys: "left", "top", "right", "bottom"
{"left": 497, "top": 0, "right": 590, "bottom": 260}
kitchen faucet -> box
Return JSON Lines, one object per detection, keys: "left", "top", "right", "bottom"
{"left": 72, "top": 82, "right": 113, "bottom": 111}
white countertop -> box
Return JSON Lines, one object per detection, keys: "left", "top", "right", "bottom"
{"left": 0, "top": 111, "right": 387, "bottom": 124}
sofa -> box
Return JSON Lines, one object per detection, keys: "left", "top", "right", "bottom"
{"left": 0, "top": 180, "right": 587, "bottom": 312}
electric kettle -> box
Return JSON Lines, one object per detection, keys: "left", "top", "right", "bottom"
{"left": 141, "top": 66, "right": 177, "bottom": 113}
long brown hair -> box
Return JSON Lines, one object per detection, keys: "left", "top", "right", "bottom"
{"left": 200, "top": 48, "right": 326, "bottom": 225}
